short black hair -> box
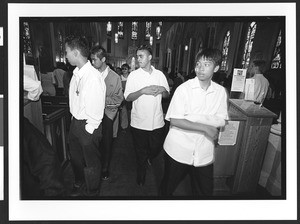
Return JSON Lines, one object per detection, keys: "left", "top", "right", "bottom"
{"left": 90, "top": 45, "right": 107, "bottom": 60}
{"left": 121, "top": 63, "right": 130, "bottom": 70}
{"left": 137, "top": 44, "right": 152, "bottom": 56}
{"left": 195, "top": 48, "right": 222, "bottom": 66}
{"left": 252, "top": 60, "right": 266, "bottom": 73}
{"left": 163, "top": 67, "right": 168, "bottom": 73}
{"left": 65, "top": 35, "right": 90, "bottom": 58}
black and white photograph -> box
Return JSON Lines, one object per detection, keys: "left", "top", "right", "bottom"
{"left": 1, "top": 1, "right": 298, "bottom": 223}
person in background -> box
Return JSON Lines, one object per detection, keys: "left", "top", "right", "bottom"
{"left": 186, "top": 68, "right": 196, "bottom": 81}
{"left": 162, "top": 67, "right": 174, "bottom": 91}
{"left": 170, "top": 71, "right": 184, "bottom": 99}
{"left": 40, "top": 65, "right": 56, "bottom": 96}
{"left": 66, "top": 35, "right": 106, "bottom": 196}
{"left": 119, "top": 63, "right": 131, "bottom": 132}
{"left": 53, "top": 62, "right": 67, "bottom": 89}
{"left": 90, "top": 45, "right": 123, "bottom": 181}
{"left": 162, "top": 67, "right": 173, "bottom": 114}
{"left": 23, "top": 71, "right": 65, "bottom": 198}
{"left": 124, "top": 45, "right": 170, "bottom": 186}
{"left": 247, "top": 59, "right": 270, "bottom": 103}
{"left": 160, "top": 48, "right": 228, "bottom": 196}
{"left": 115, "top": 67, "right": 122, "bottom": 76}
{"left": 24, "top": 75, "right": 43, "bottom": 102}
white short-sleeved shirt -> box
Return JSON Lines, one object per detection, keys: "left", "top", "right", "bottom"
{"left": 164, "top": 77, "right": 229, "bottom": 167}
{"left": 252, "top": 73, "right": 270, "bottom": 103}
{"left": 124, "top": 66, "right": 170, "bottom": 131}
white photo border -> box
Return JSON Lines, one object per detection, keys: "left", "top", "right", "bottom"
{"left": 8, "top": 3, "right": 296, "bottom": 221}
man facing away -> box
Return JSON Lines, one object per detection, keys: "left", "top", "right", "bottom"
{"left": 247, "top": 59, "right": 270, "bottom": 104}
{"left": 65, "top": 36, "right": 106, "bottom": 196}
{"left": 90, "top": 45, "right": 123, "bottom": 181}
{"left": 124, "top": 45, "right": 170, "bottom": 186}
{"left": 161, "top": 48, "right": 229, "bottom": 196}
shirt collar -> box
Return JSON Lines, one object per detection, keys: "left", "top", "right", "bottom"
{"left": 253, "top": 73, "right": 263, "bottom": 77}
{"left": 191, "top": 77, "right": 217, "bottom": 93}
{"left": 99, "top": 66, "right": 109, "bottom": 80}
{"left": 73, "top": 61, "right": 92, "bottom": 80}
{"left": 138, "top": 65, "right": 155, "bottom": 75}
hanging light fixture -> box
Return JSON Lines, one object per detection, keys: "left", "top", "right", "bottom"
{"left": 115, "top": 33, "right": 118, "bottom": 43}
{"left": 145, "top": 22, "right": 152, "bottom": 40}
{"left": 118, "top": 22, "right": 124, "bottom": 39}
{"left": 149, "top": 36, "right": 153, "bottom": 46}
{"left": 156, "top": 22, "right": 162, "bottom": 40}
{"left": 107, "top": 21, "right": 112, "bottom": 36}
{"left": 131, "top": 57, "right": 136, "bottom": 71}
{"left": 131, "top": 22, "right": 138, "bottom": 40}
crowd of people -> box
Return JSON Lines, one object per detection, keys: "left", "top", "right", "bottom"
{"left": 24, "top": 34, "right": 276, "bottom": 198}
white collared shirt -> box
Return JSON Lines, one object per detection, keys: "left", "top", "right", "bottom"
{"left": 164, "top": 77, "right": 229, "bottom": 167}
{"left": 252, "top": 73, "right": 269, "bottom": 103}
{"left": 99, "top": 66, "right": 109, "bottom": 80}
{"left": 23, "top": 65, "right": 43, "bottom": 101}
{"left": 69, "top": 61, "right": 106, "bottom": 134}
{"left": 124, "top": 66, "right": 170, "bottom": 131}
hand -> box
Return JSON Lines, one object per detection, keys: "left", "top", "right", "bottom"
{"left": 205, "top": 126, "right": 219, "bottom": 140}
{"left": 153, "top": 86, "right": 166, "bottom": 96}
{"left": 141, "top": 85, "right": 160, "bottom": 96}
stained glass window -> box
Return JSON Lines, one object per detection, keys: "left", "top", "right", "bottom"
{"left": 156, "top": 22, "right": 162, "bottom": 40}
{"left": 271, "top": 30, "right": 282, "bottom": 69}
{"left": 145, "top": 22, "right": 152, "bottom": 40}
{"left": 57, "top": 30, "right": 64, "bottom": 62}
{"left": 118, "top": 22, "right": 124, "bottom": 39}
{"left": 131, "top": 22, "right": 138, "bottom": 40}
{"left": 242, "top": 22, "right": 257, "bottom": 69}
{"left": 221, "top": 30, "right": 230, "bottom": 71}
{"left": 23, "top": 22, "right": 33, "bottom": 58}
{"left": 107, "top": 22, "right": 112, "bottom": 36}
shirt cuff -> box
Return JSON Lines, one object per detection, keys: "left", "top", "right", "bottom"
{"left": 85, "top": 124, "right": 95, "bottom": 134}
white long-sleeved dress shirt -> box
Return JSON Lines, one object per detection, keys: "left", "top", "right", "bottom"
{"left": 24, "top": 64, "right": 43, "bottom": 101}
{"left": 69, "top": 61, "right": 106, "bottom": 134}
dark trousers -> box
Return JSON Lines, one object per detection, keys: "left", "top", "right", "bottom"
{"left": 100, "top": 114, "right": 114, "bottom": 172}
{"left": 68, "top": 118, "right": 102, "bottom": 184}
{"left": 131, "top": 126, "right": 165, "bottom": 176}
{"left": 161, "top": 152, "right": 214, "bottom": 196}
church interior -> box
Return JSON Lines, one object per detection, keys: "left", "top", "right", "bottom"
{"left": 22, "top": 16, "right": 284, "bottom": 199}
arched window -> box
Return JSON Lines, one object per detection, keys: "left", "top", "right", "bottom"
{"left": 106, "top": 21, "right": 112, "bottom": 36}
{"left": 57, "top": 30, "right": 64, "bottom": 62}
{"left": 242, "top": 22, "right": 257, "bottom": 69}
{"left": 23, "top": 22, "right": 33, "bottom": 58}
{"left": 118, "top": 22, "right": 124, "bottom": 39}
{"left": 145, "top": 22, "right": 152, "bottom": 40}
{"left": 156, "top": 22, "right": 162, "bottom": 40}
{"left": 271, "top": 30, "right": 282, "bottom": 69}
{"left": 221, "top": 30, "right": 230, "bottom": 71}
{"left": 131, "top": 22, "right": 138, "bottom": 40}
